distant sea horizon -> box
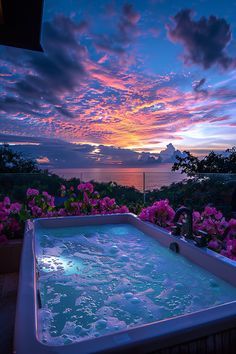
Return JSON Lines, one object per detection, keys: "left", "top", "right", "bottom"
{"left": 52, "top": 163, "right": 186, "bottom": 191}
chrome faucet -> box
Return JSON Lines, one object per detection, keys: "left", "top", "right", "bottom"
{"left": 172, "top": 207, "right": 208, "bottom": 247}
{"left": 173, "top": 207, "right": 193, "bottom": 239}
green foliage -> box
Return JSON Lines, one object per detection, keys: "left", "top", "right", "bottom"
{"left": 0, "top": 173, "right": 64, "bottom": 202}
{"left": 0, "top": 144, "right": 39, "bottom": 173}
{"left": 146, "top": 176, "right": 236, "bottom": 217}
{"left": 1, "top": 146, "right": 235, "bottom": 220}
{"left": 0, "top": 172, "right": 235, "bottom": 217}
{"left": 0, "top": 174, "right": 144, "bottom": 212}
{"left": 91, "top": 181, "right": 143, "bottom": 207}
{"left": 172, "top": 147, "right": 236, "bottom": 175}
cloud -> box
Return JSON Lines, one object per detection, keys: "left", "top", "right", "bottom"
{"left": 1, "top": 61, "right": 235, "bottom": 153}
{"left": 0, "top": 15, "right": 88, "bottom": 117}
{"left": 122, "top": 4, "right": 141, "bottom": 25}
{"left": 94, "top": 3, "right": 140, "bottom": 55}
{"left": 192, "top": 78, "right": 208, "bottom": 97}
{"left": 85, "top": 61, "right": 128, "bottom": 91}
{"left": 0, "top": 96, "right": 40, "bottom": 114}
{"left": 0, "top": 5, "right": 235, "bottom": 154}
{"left": 167, "top": 9, "right": 236, "bottom": 70}
{"left": 0, "top": 134, "right": 164, "bottom": 167}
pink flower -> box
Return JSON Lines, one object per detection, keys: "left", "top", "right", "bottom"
{"left": 225, "top": 219, "right": 236, "bottom": 238}
{"left": 228, "top": 218, "right": 236, "bottom": 229}
{"left": 42, "top": 191, "right": 50, "bottom": 199}
{"left": 208, "top": 239, "right": 220, "bottom": 251}
{"left": 215, "top": 211, "right": 223, "bottom": 220}
{"left": 31, "top": 206, "right": 42, "bottom": 217}
{"left": 48, "top": 197, "right": 55, "bottom": 208}
{"left": 202, "top": 206, "right": 218, "bottom": 217}
{"left": 139, "top": 199, "right": 175, "bottom": 228}
{"left": 77, "top": 183, "right": 94, "bottom": 194}
{"left": 46, "top": 211, "right": 57, "bottom": 217}
{"left": 0, "top": 186, "right": 130, "bottom": 239}
{"left": 3, "top": 197, "right": 11, "bottom": 207}
{"left": 83, "top": 191, "right": 89, "bottom": 204}
{"left": 196, "top": 206, "right": 227, "bottom": 237}
{"left": 117, "top": 205, "right": 129, "bottom": 213}
{"left": 226, "top": 239, "right": 236, "bottom": 255}
{"left": 0, "top": 209, "right": 9, "bottom": 222}
{"left": 9, "top": 202, "right": 22, "bottom": 214}
{"left": 41, "top": 192, "right": 55, "bottom": 207}
{"left": 26, "top": 188, "right": 39, "bottom": 197}
{"left": 28, "top": 199, "right": 35, "bottom": 208}
{"left": 58, "top": 208, "right": 67, "bottom": 216}
{"left": 70, "top": 202, "right": 80, "bottom": 214}
{"left": 8, "top": 218, "right": 21, "bottom": 233}
{"left": 221, "top": 239, "right": 236, "bottom": 260}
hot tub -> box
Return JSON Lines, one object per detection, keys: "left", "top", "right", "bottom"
{"left": 14, "top": 214, "right": 236, "bottom": 354}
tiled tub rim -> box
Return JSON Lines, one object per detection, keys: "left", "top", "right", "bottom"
{"left": 14, "top": 213, "right": 236, "bottom": 354}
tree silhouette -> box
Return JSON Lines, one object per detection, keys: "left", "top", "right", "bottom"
{"left": 172, "top": 147, "right": 236, "bottom": 175}
{"left": 0, "top": 144, "right": 39, "bottom": 173}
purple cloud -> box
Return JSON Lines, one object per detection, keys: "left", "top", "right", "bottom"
{"left": 167, "top": 9, "right": 236, "bottom": 70}
{"left": 0, "top": 15, "right": 88, "bottom": 117}
{"left": 94, "top": 3, "right": 140, "bottom": 55}
{"left": 0, "top": 134, "right": 171, "bottom": 168}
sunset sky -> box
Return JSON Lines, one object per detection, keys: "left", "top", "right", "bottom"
{"left": 0, "top": 0, "right": 236, "bottom": 166}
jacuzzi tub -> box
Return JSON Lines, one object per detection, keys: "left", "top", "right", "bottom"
{"left": 14, "top": 213, "right": 236, "bottom": 354}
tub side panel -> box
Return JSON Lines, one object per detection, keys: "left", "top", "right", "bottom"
{"left": 14, "top": 221, "right": 50, "bottom": 354}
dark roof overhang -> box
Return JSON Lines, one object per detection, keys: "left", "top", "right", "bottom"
{"left": 0, "top": 0, "right": 44, "bottom": 51}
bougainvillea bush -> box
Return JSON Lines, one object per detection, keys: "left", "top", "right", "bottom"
{"left": 138, "top": 200, "right": 175, "bottom": 229}
{"left": 139, "top": 202, "right": 236, "bottom": 261}
{"left": 1, "top": 184, "right": 236, "bottom": 262}
{"left": 0, "top": 197, "right": 26, "bottom": 244}
{"left": 0, "top": 183, "right": 129, "bottom": 244}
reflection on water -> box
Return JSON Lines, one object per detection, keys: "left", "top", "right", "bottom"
{"left": 52, "top": 164, "right": 186, "bottom": 191}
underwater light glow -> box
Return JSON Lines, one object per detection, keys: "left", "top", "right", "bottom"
{"left": 38, "top": 255, "right": 84, "bottom": 275}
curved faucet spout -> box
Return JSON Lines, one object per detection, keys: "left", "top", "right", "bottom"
{"left": 173, "top": 207, "right": 193, "bottom": 239}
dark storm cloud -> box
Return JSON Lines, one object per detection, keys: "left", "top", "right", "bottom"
{"left": 0, "top": 134, "right": 171, "bottom": 167}
{"left": 0, "top": 135, "right": 96, "bottom": 167}
{"left": 94, "top": 3, "right": 140, "bottom": 54}
{"left": 34, "top": 15, "right": 87, "bottom": 82}
{"left": 0, "top": 15, "right": 88, "bottom": 117}
{"left": 167, "top": 9, "right": 236, "bottom": 70}
{"left": 74, "top": 145, "right": 95, "bottom": 153}
{"left": 0, "top": 96, "right": 37, "bottom": 114}
{"left": 98, "top": 145, "right": 139, "bottom": 160}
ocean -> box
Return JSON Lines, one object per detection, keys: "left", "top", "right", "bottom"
{"left": 52, "top": 164, "right": 186, "bottom": 191}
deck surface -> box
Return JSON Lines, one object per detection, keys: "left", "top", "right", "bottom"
{"left": 0, "top": 273, "right": 18, "bottom": 354}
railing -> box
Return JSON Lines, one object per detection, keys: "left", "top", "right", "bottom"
{"left": 52, "top": 170, "right": 186, "bottom": 192}
{"left": 0, "top": 172, "right": 236, "bottom": 217}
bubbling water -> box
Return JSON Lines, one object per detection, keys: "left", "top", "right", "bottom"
{"left": 36, "top": 224, "right": 236, "bottom": 345}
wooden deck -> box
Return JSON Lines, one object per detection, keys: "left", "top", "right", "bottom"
{"left": 0, "top": 273, "right": 18, "bottom": 354}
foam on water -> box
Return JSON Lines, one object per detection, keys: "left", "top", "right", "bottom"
{"left": 36, "top": 224, "right": 236, "bottom": 345}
